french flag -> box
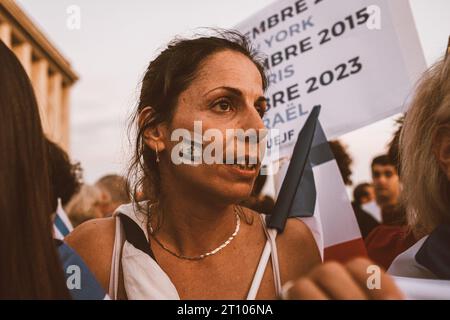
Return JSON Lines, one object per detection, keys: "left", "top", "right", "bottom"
{"left": 269, "top": 106, "right": 367, "bottom": 263}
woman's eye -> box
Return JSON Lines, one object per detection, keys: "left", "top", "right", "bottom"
{"left": 212, "top": 100, "right": 232, "bottom": 113}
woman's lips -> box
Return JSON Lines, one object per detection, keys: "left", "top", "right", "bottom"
{"left": 221, "top": 163, "right": 258, "bottom": 178}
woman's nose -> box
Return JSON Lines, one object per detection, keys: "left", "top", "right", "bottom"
{"left": 242, "top": 104, "right": 266, "bottom": 130}
{"left": 240, "top": 118, "right": 266, "bottom": 144}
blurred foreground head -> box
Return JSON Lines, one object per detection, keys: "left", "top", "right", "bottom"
{"left": 401, "top": 53, "right": 450, "bottom": 237}
{"left": 0, "top": 41, "right": 69, "bottom": 298}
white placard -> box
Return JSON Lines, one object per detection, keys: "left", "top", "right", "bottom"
{"left": 236, "top": 0, "right": 426, "bottom": 161}
{"left": 394, "top": 277, "right": 450, "bottom": 300}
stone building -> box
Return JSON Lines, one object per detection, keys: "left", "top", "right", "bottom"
{"left": 0, "top": 0, "right": 78, "bottom": 151}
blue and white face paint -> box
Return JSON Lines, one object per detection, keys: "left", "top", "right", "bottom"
{"left": 170, "top": 120, "right": 275, "bottom": 174}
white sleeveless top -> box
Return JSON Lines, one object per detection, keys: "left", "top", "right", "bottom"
{"left": 108, "top": 203, "right": 282, "bottom": 300}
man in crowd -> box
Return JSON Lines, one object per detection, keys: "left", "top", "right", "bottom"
{"left": 371, "top": 155, "right": 402, "bottom": 223}
{"left": 353, "top": 183, "right": 375, "bottom": 206}
{"left": 365, "top": 152, "right": 416, "bottom": 270}
{"left": 95, "top": 174, "right": 130, "bottom": 217}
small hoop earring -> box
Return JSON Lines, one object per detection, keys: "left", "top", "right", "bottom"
{"left": 155, "top": 144, "right": 160, "bottom": 163}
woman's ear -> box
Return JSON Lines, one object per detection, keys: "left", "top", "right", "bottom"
{"left": 433, "top": 125, "right": 450, "bottom": 180}
{"left": 138, "top": 106, "right": 167, "bottom": 152}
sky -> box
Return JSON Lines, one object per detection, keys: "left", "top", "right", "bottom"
{"left": 15, "top": 0, "right": 450, "bottom": 187}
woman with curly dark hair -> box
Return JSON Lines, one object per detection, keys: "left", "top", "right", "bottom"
{"left": 46, "top": 138, "right": 82, "bottom": 213}
{"left": 66, "top": 31, "right": 402, "bottom": 300}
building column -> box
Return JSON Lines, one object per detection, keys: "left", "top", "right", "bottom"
{"left": 31, "top": 59, "right": 49, "bottom": 134}
{"left": 12, "top": 42, "right": 32, "bottom": 76}
{"left": 61, "top": 85, "right": 71, "bottom": 152}
{"left": 0, "top": 23, "right": 11, "bottom": 48}
{"left": 48, "top": 72, "right": 63, "bottom": 144}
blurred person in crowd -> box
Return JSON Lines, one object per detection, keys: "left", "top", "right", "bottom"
{"left": 329, "top": 140, "right": 380, "bottom": 238}
{"left": 389, "top": 50, "right": 450, "bottom": 280}
{"left": 66, "top": 31, "right": 402, "bottom": 300}
{"left": 365, "top": 146, "right": 416, "bottom": 269}
{"left": 47, "top": 138, "right": 83, "bottom": 214}
{"left": 134, "top": 175, "right": 152, "bottom": 202}
{"left": 353, "top": 183, "right": 375, "bottom": 206}
{"left": 241, "top": 172, "right": 275, "bottom": 215}
{"left": 46, "top": 138, "right": 83, "bottom": 238}
{"left": 0, "top": 41, "right": 70, "bottom": 299}
{"left": 95, "top": 174, "right": 130, "bottom": 217}
{"left": 66, "top": 184, "right": 104, "bottom": 227}
{"left": 371, "top": 155, "right": 403, "bottom": 223}
{"left": 352, "top": 183, "right": 379, "bottom": 239}
{"left": 134, "top": 189, "right": 148, "bottom": 202}
{"left": 329, "top": 140, "right": 353, "bottom": 186}
{"left": 46, "top": 147, "right": 107, "bottom": 299}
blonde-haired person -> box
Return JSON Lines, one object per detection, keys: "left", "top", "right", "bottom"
{"left": 388, "top": 47, "right": 450, "bottom": 280}
{"left": 66, "top": 184, "right": 104, "bottom": 227}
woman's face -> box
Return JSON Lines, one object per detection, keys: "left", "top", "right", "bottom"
{"left": 159, "top": 50, "right": 267, "bottom": 204}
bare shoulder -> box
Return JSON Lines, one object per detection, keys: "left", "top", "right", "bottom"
{"left": 65, "top": 217, "right": 116, "bottom": 292}
{"left": 276, "top": 218, "right": 322, "bottom": 282}
{"left": 241, "top": 207, "right": 321, "bottom": 278}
